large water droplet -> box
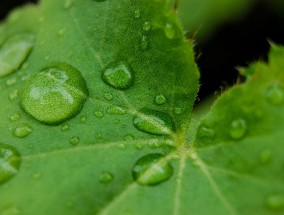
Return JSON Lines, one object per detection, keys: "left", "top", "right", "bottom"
{"left": 0, "top": 33, "right": 34, "bottom": 78}
{"left": 13, "top": 124, "right": 32, "bottom": 138}
{"left": 21, "top": 63, "right": 89, "bottom": 125}
{"left": 132, "top": 153, "right": 173, "bottom": 186}
{"left": 102, "top": 62, "right": 133, "bottom": 90}
{"left": 266, "top": 85, "right": 283, "bottom": 106}
{"left": 229, "top": 119, "right": 247, "bottom": 140}
{"left": 0, "top": 143, "right": 21, "bottom": 184}
{"left": 99, "top": 171, "right": 113, "bottom": 184}
{"left": 133, "top": 108, "right": 175, "bottom": 135}
{"left": 265, "top": 193, "right": 284, "bottom": 211}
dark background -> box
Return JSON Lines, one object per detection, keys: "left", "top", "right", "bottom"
{"left": 1, "top": 0, "right": 284, "bottom": 102}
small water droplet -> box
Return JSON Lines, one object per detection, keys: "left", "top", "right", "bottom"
{"left": 134, "top": 9, "right": 141, "bottom": 19}
{"left": 0, "top": 33, "right": 34, "bottom": 78}
{"left": 164, "top": 23, "right": 175, "bottom": 39}
{"left": 123, "top": 134, "right": 134, "bottom": 141}
{"left": 107, "top": 106, "right": 126, "bottom": 115}
{"left": 99, "top": 171, "right": 113, "bottom": 184}
{"left": 13, "top": 124, "right": 32, "bottom": 138}
{"left": 103, "top": 92, "right": 114, "bottom": 101}
{"left": 154, "top": 94, "right": 166, "bottom": 105}
{"left": 141, "top": 35, "right": 149, "bottom": 50}
{"left": 9, "top": 114, "right": 21, "bottom": 122}
{"left": 265, "top": 193, "right": 284, "bottom": 211}
{"left": 64, "top": 0, "right": 73, "bottom": 9}
{"left": 94, "top": 110, "right": 104, "bottom": 118}
{"left": 9, "top": 90, "right": 19, "bottom": 101}
{"left": 198, "top": 126, "right": 215, "bottom": 138}
{"left": 113, "top": 119, "right": 120, "bottom": 124}
{"left": 6, "top": 78, "right": 17, "bottom": 86}
{"left": 0, "top": 143, "right": 21, "bottom": 184}
{"left": 70, "top": 136, "right": 79, "bottom": 145}
{"left": 143, "top": 22, "right": 151, "bottom": 31}
{"left": 58, "top": 28, "right": 67, "bottom": 36}
{"left": 174, "top": 107, "right": 182, "bottom": 115}
{"left": 61, "top": 124, "right": 70, "bottom": 131}
{"left": 132, "top": 153, "right": 173, "bottom": 186}
{"left": 21, "top": 63, "right": 89, "bottom": 125}
{"left": 118, "top": 143, "right": 126, "bottom": 149}
{"left": 133, "top": 108, "right": 175, "bottom": 135}
{"left": 102, "top": 62, "right": 133, "bottom": 90}
{"left": 148, "top": 141, "right": 161, "bottom": 149}
{"left": 80, "top": 115, "right": 87, "bottom": 123}
{"left": 135, "top": 143, "right": 144, "bottom": 150}
{"left": 266, "top": 85, "right": 283, "bottom": 106}
{"left": 229, "top": 119, "right": 247, "bottom": 140}
{"left": 95, "top": 133, "right": 102, "bottom": 140}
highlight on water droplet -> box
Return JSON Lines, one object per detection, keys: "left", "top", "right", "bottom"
{"left": 132, "top": 153, "right": 173, "bottom": 186}
{"left": 265, "top": 193, "right": 284, "bottom": 211}
{"left": 0, "top": 33, "right": 34, "bottom": 78}
{"left": 154, "top": 94, "right": 166, "bottom": 105}
{"left": 133, "top": 108, "right": 175, "bottom": 135}
{"left": 99, "top": 171, "right": 113, "bottom": 184}
{"left": 266, "top": 85, "right": 283, "bottom": 106}
{"left": 13, "top": 124, "right": 32, "bottom": 138}
{"left": 0, "top": 143, "right": 21, "bottom": 184}
{"left": 229, "top": 118, "right": 247, "bottom": 140}
{"left": 102, "top": 62, "right": 133, "bottom": 90}
{"left": 21, "top": 63, "right": 89, "bottom": 125}
{"left": 164, "top": 23, "right": 175, "bottom": 39}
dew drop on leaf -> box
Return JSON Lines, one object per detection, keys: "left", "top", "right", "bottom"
{"left": 106, "top": 106, "right": 126, "bottom": 115}
{"left": 132, "top": 153, "right": 173, "bottom": 186}
{"left": 0, "top": 33, "right": 34, "bottom": 78}
{"left": 9, "top": 113, "right": 21, "bottom": 122}
{"left": 134, "top": 9, "right": 141, "bottom": 19}
{"left": 102, "top": 62, "right": 133, "bottom": 90}
{"left": 266, "top": 85, "right": 283, "bottom": 106}
{"left": 154, "top": 94, "right": 166, "bottom": 105}
{"left": 94, "top": 110, "right": 104, "bottom": 118}
{"left": 61, "top": 124, "right": 70, "bottom": 131}
{"left": 99, "top": 172, "right": 113, "bottom": 184}
{"left": 95, "top": 133, "right": 102, "bottom": 140}
{"left": 13, "top": 124, "right": 32, "bottom": 138}
{"left": 229, "top": 119, "right": 247, "bottom": 140}
{"left": 21, "top": 63, "right": 89, "bottom": 125}
{"left": 174, "top": 107, "right": 182, "bottom": 115}
{"left": 133, "top": 108, "right": 175, "bottom": 135}
{"left": 80, "top": 115, "right": 87, "bottom": 123}
{"left": 143, "top": 22, "right": 151, "bottom": 31}
{"left": 70, "top": 136, "right": 79, "bottom": 146}
{"left": 103, "top": 92, "right": 114, "bottom": 101}
{"left": 9, "top": 90, "right": 19, "bottom": 101}
{"left": 0, "top": 143, "right": 21, "bottom": 184}
{"left": 6, "top": 78, "right": 17, "bottom": 86}
{"left": 265, "top": 193, "right": 284, "bottom": 211}
{"left": 164, "top": 23, "right": 175, "bottom": 39}
{"left": 123, "top": 134, "right": 134, "bottom": 141}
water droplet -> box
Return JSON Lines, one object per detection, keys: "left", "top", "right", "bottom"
{"left": 123, "top": 134, "right": 134, "bottom": 141}
{"left": 9, "top": 90, "right": 19, "bottom": 101}
{"left": 95, "top": 133, "right": 102, "bottom": 140}
{"left": 61, "top": 124, "right": 70, "bottom": 131}
{"left": 133, "top": 108, "right": 175, "bottom": 135}
{"left": 148, "top": 141, "right": 161, "bottom": 149}
{"left": 6, "top": 78, "right": 17, "bottom": 86}
{"left": 198, "top": 126, "right": 215, "bottom": 138}
{"left": 80, "top": 115, "right": 87, "bottom": 123}
{"left": 0, "top": 143, "right": 21, "bottom": 184}
{"left": 13, "top": 124, "right": 32, "bottom": 138}
{"left": 0, "top": 33, "right": 34, "bottom": 78}
{"left": 103, "top": 92, "right": 113, "bottom": 101}
{"left": 141, "top": 35, "right": 149, "bottom": 50}
{"left": 102, "top": 62, "right": 133, "bottom": 90}
{"left": 99, "top": 172, "right": 113, "bottom": 184}
{"left": 259, "top": 149, "right": 272, "bottom": 164}
{"left": 107, "top": 106, "right": 126, "bottom": 115}
{"left": 135, "top": 143, "right": 144, "bottom": 150}
{"left": 9, "top": 114, "right": 21, "bottom": 122}
{"left": 174, "top": 107, "right": 182, "bottom": 115}
{"left": 70, "top": 136, "right": 79, "bottom": 145}
{"left": 134, "top": 9, "right": 141, "bottom": 19}
{"left": 21, "top": 63, "right": 89, "bottom": 125}
{"left": 143, "top": 22, "right": 151, "bottom": 31}
{"left": 58, "top": 28, "right": 67, "bottom": 36}
{"left": 132, "top": 153, "right": 173, "bottom": 186}
{"left": 154, "top": 94, "right": 166, "bottom": 105}
{"left": 113, "top": 119, "right": 120, "bottom": 124}
{"left": 94, "top": 110, "right": 104, "bottom": 118}
{"left": 265, "top": 193, "right": 284, "bottom": 211}
{"left": 229, "top": 119, "right": 247, "bottom": 140}
{"left": 266, "top": 85, "right": 283, "bottom": 106}
{"left": 64, "top": 0, "right": 73, "bottom": 9}
{"left": 164, "top": 23, "right": 175, "bottom": 39}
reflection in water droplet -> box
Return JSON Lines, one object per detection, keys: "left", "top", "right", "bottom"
{"left": 70, "top": 136, "right": 79, "bottom": 145}
{"left": 266, "top": 193, "right": 284, "bottom": 211}
{"left": 13, "top": 124, "right": 32, "bottom": 138}
{"left": 0, "top": 143, "right": 21, "bottom": 184}
{"left": 0, "top": 33, "right": 34, "bottom": 78}
{"left": 99, "top": 172, "right": 113, "bottom": 184}
{"left": 133, "top": 108, "right": 175, "bottom": 135}
{"left": 143, "top": 22, "right": 151, "bottom": 31}
{"left": 229, "top": 119, "right": 247, "bottom": 140}
{"left": 164, "top": 23, "right": 175, "bottom": 39}
{"left": 154, "top": 94, "right": 166, "bottom": 105}
{"left": 102, "top": 62, "right": 133, "bottom": 90}
{"left": 132, "top": 153, "right": 173, "bottom": 186}
{"left": 266, "top": 85, "right": 283, "bottom": 106}
{"left": 134, "top": 9, "right": 141, "bottom": 19}
{"left": 21, "top": 63, "right": 89, "bottom": 125}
